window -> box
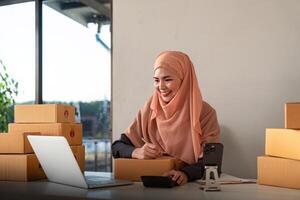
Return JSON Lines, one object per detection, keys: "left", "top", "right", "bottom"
{"left": 42, "top": 4, "right": 111, "bottom": 172}
{"left": 0, "top": 2, "right": 35, "bottom": 104}
{"left": 0, "top": 1, "right": 112, "bottom": 172}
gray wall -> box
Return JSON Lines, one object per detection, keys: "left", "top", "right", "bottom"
{"left": 112, "top": 0, "right": 300, "bottom": 178}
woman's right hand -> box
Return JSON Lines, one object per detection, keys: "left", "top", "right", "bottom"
{"left": 131, "top": 142, "right": 161, "bottom": 159}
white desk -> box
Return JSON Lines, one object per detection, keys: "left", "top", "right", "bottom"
{"left": 0, "top": 172, "right": 300, "bottom": 200}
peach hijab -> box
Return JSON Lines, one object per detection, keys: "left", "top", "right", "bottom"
{"left": 125, "top": 51, "right": 206, "bottom": 164}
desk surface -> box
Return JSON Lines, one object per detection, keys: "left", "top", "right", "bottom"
{"left": 1, "top": 172, "right": 300, "bottom": 200}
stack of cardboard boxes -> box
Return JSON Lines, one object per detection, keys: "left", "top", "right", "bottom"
{"left": 0, "top": 131, "right": 45, "bottom": 181}
{"left": 0, "top": 104, "right": 85, "bottom": 181}
{"left": 258, "top": 103, "right": 300, "bottom": 189}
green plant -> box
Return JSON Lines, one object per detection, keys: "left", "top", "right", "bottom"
{"left": 0, "top": 59, "right": 18, "bottom": 132}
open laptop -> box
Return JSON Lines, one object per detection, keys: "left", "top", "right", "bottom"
{"left": 27, "top": 135, "right": 132, "bottom": 189}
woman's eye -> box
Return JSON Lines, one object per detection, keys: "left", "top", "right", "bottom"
{"left": 154, "top": 79, "right": 159, "bottom": 83}
{"left": 165, "top": 79, "right": 172, "bottom": 82}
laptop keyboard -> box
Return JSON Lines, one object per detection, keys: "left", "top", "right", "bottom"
{"left": 84, "top": 175, "right": 132, "bottom": 188}
{"left": 86, "top": 176, "right": 117, "bottom": 185}
{"left": 87, "top": 179, "right": 117, "bottom": 184}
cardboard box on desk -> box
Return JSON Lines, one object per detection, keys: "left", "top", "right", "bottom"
{"left": 0, "top": 132, "right": 40, "bottom": 154}
{"left": 70, "top": 145, "right": 85, "bottom": 172}
{"left": 285, "top": 103, "right": 300, "bottom": 129}
{"left": 257, "top": 156, "right": 300, "bottom": 189}
{"left": 14, "top": 104, "right": 75, "bottom": 123}
{"left": 0, "top": 145, "right": 85, "bottom": 181}
{"left": 9, "top": 123, "right": 82, "bottom": 145}
{"left": 266, "top": 128, "right": 300, "bottom": 160}
{"left": 114, "top": 157, "right": 185, "bottom": 181}
{"left": 0, "top": 154, "right": 46, "bottom": 181}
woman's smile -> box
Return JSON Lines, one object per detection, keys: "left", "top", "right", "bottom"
{"left": 153, "top": 68, "right": 182, "bottom": 103}
{"left": 160, "top": 90, "right": 171, "bottom": 96}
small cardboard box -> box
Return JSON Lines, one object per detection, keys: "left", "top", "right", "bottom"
{"left": 71, "top": 145, "right": 85, "bottom": 172}
{"left": 114, "top": 157, "right": 184, "bottom": 181}
{"left": 9, "top": 123, "right": 82, "bottom": 145}
{"left": 14, "top": 104, "right": 75, "bottom": 123}
{"left": 257, "top": 156, "right": 300, "bottom": 189}
{"left": 0, "top": 154, "right": 46, "bottom": 181}
{"left": 0, "top": 132, "right": 40, "bottom": 154}
{"left": 266, "top": 128, "right": 300, "bottom": 160}
{"left": 285, "top": 103, "right": 300, "bottom": 129}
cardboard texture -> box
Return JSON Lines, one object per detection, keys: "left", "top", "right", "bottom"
{"left": 14, "top": 104, "right": 75, "bottom": 123}
{"left": 285, "top": 103, "right": 300, "bottom": 129}
{"left": 71, "top": 145, "right": 85, "bottom": 172}
{"left": 0, "top": 146, "right": 85, "bottom": 181}
{"left": 0, "top": 154, "right": 46, "bottom": 181}
{"left": 0, "top": 132, "right": 40, "bottom": 154}
{"left": 257, "top": 156, "right": 300, "bottom": 189}
{"left": 266, "top": 128, "right": 300, "bottom": 160}
{"left": 114, "top": 157, "right": 185, "bottom": 181}
{"left": 9, "top": 123, "right": 82, "bottom": 145}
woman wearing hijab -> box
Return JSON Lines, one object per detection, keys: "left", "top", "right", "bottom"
{"left": 112, "top": 51, "right": 220, "bottom": 185}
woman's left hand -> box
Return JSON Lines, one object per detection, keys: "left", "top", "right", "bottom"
{"left": 163, "top": 170, "right": 188, "bottom": 186}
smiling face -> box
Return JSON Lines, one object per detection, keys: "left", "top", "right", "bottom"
{"left": 153, "top": 67, "right": 182, "bottom": 103}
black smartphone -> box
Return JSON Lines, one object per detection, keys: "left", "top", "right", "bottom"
{"left": 141, "top": 176, "right": 178, "bottom": 188}
{"left": 203, "top": 143, "right": 224, "bottom": 176}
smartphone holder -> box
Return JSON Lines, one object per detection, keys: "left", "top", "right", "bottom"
{"left": 199, "top": 165, "right": 221, "bottom": 191}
